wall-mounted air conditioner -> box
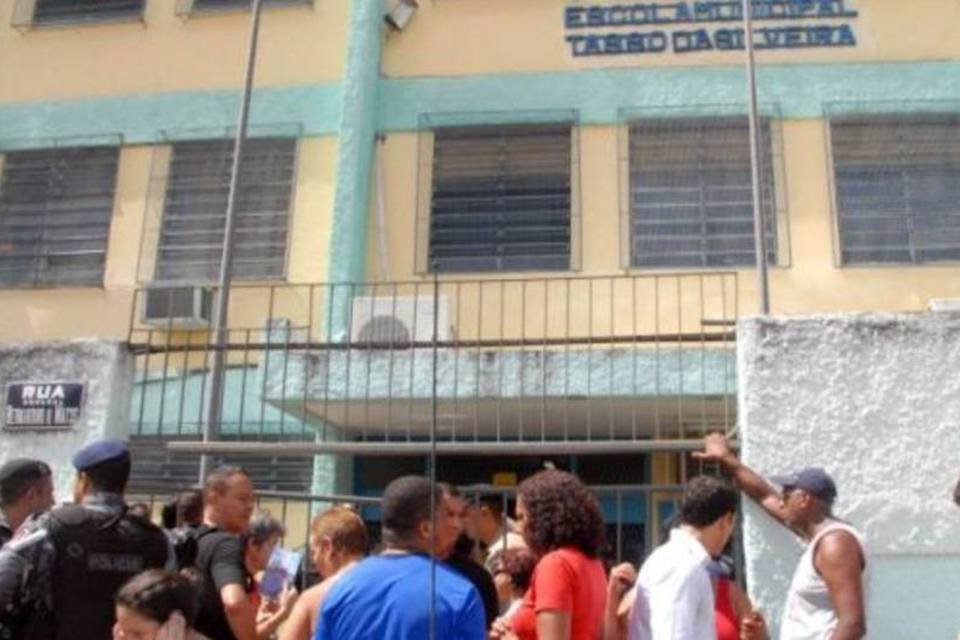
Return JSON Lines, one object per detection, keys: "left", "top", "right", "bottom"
{"left": 350, "top": 296, "right": 451, "bottom": 345}
{"left": 142, "top": 285, "right": 213, "bottom": 328}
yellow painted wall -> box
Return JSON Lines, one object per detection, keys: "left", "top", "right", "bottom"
{"left": 0, "top": 1, "right": 346, "bottom": 102}
{"left": 0, "top": 135, "right": 338, "bottom": 344}
{"left": 366, "top": 121, "right": 960, "bottom": 342}
{"left": 756, "top": 119, "right": 960, "bottom": 315}
{"left": 383, "top": 0, "right": 960, "bottom": 77}
{"left": 0, "top": 143, "right": 152, "bottom": 341}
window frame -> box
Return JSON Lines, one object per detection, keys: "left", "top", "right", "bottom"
{"left": 826, "top": 112, "right": 960, "bottom": 267}
{"left": 0, "top": 144, "right": 121, "bottom": 289}
{"left": 175, "top": 0, "right": 314, "bottom": 17}
{"left": 415, "top": 118, "right": 582, "bottom": 275}
{"left": 619, "top": 111, "right": 788, "bottom": 272}
{"left": 15, "top": 0, "right": 146, "bottom": 29}
{"left": 152, "top": 136, "right": 299, "bottom": 285}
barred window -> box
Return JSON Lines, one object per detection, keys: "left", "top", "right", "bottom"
{"left": 629, "top": 117, "right": 778, "bottom": 268}
{"left": 155, "top": 138, "right": 296, "bottom": 282}
{"left": 0, "top": 146, "right": 119, "bottom": 287}
{"left": 31, "top": 0, "right": 144, "bottom": 25}
{"left": 429, "top": 124, "right": 573, "bottom": 273}
{"left": 831, "top": 115, "right": 960, "bottom": 264}
{"left": 129, "top": 441, "right": 314, "bottom": 493}
{"left": 189, "top": 0, "right": 311, "bottom": 10}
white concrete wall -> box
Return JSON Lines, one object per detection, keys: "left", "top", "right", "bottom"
{"left": 737, "top": 313, "right": 960, "bottom": 640}
{"left": 0, "top": 340, "right": 133, "bottom": 503}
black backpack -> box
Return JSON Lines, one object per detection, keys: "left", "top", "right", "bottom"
{"left": 167, "top": 525, "right": 206, "bottom": 570}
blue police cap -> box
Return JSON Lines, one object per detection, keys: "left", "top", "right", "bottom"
{"left": 771, "top": 466, "right": 837, "bottom": 503}
{"left": 72, "top": 440, "right": 130, "bottom": 472}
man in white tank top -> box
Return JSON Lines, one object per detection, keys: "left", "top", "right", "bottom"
{"left": 694, "top": 434, "right": 868, "bottom": 640}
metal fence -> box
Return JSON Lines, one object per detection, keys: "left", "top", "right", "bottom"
{"left": 128, "top": 272, "right": 738, "bottom": 455}
{"left": 127, "top": 482, "right": 695, "bottom": 587}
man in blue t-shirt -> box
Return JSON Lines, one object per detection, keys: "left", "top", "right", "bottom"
{"left": 315, "top": 475, "right": 485, "bottom": 640}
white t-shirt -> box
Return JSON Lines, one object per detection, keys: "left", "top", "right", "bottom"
{"left": 781, "top": 522, "right": 869, "bottom": 640}
{"left": 629, "top": 528, "right": 717, "bottom": 640}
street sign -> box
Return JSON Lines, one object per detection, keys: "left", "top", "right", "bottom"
{"left": 4, "top": 382, "right": 84, "bottom": 430}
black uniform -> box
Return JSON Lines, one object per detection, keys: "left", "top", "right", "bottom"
{"left": 0, "top": 493, "right": 169, "bottom": 640}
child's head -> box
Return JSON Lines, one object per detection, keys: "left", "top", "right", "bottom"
{"left": 113, "top": 570, "right": 198, "bottom": 640}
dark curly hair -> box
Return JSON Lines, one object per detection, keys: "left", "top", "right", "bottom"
{"left": 517, "top": 470, "right": 605, "bottom": 558}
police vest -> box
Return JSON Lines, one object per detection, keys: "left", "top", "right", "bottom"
{"left": 47, "top": 504, "right": 169, "bottom": 640}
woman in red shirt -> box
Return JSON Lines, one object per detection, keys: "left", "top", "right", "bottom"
{"left": 494, "top": 469, "right": 607, "bottom": 640}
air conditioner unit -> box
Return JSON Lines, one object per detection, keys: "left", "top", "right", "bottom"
{"left": 350, "top": 296, "right": 451, "bottom": 346}
{"left": 929, "top": 298, "right": 960, "bottom": 312}
{"left": 142, "top": 285, "right": 213, "bottom": 328}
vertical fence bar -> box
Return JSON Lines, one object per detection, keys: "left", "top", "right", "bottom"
{"left": 321, "top": 284, "right": 335, "bottom": 443}
{"left": 676, "top": 277, "right": 683, "bottom": 439}
{"left": 452, "top": 281, "right": 462, "bottom": 442}
{"left": 300, "top": 285, "right": 315, "bottom": 440}
{"left": 344, "top": 283, "right": 356, "bottom": 440}
{"left": 238, "top": 329, "right": 252, "bottom": 438}
{"left": 362, "top": 288, "right": 374, "bottom": 443}
{"left": 540, "top": 280, "right": 548, "bottom": 442}
{"left": 587, "top": 278, "right": 594, "bottom": 440}
{"left": 630, "top": 277, "right": 639, "bottom": 441}
{"left": 654, "top": 276, "right": 661, "bottom": 440}
{"left": 258, "top": 285, "right": 278, "bottom": 441}
{"left": 608, "top": 277, "right": 615, "bottom": 440}
{"left": 699, "top": 274, "right": 707, "bottom": 435}
{"left": 496, "top": 280, "right": 505, "bottom": 442}
{"left": 563, "top": 279, "right": 571, "bottom": 442}
{"left": 473, "top": 282, "right": 482, "bottom": 443}
{"left": 386, "top": 282, "right": 398, "bottom": 441}
{"left": 519, "top": 280, "right": 527, "bottom": 442}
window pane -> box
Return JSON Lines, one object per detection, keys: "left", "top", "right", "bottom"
{"left": 192, "top": 0, "right": 311, "bottom": 9}
{"left": 629, "top": 117, "right": 778, "bottom": 268}
{"left": 0, "top": 146, "right": 119, "bottom": 287}
{"left": 33, "top": 0, "right": 143, "bottom": 24}
{"left": 155, "top": 138, "right": 296, "bottom": 282}
{"left": 429, "top": 124, "right": 573, "bottom": 273}
{"left": 831, "top": 115, "right": 960, "bottom": 265}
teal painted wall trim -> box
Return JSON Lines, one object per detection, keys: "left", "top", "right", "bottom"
{"left": 379, "top": 60, "right": 960, "bottom": 129}
{"left": 0, "top": 84, "right": 342, "bottom": 150}
{"left": 325, "top": 0, "right": 383, "bottom": 339}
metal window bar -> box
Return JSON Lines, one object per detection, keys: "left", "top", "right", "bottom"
{"left": 184, "top": 0, "right": 313, "bottom": 13}
{"left": 0, "top": 145, "right": 119, "bottom": 287}
{"left": 25, "top": 0, "right": 144, "bottom": 26}
{"left": 830, "top": 114, "right": 960, "bottom": 265}
{"left": 629, "top": 117, "right": 778, "bottom": 268}
{"left": 429, "top": 124, "right": 573, "bottom": 273}
{"left": 155, "top": 138, "right": 296, "bottom": 282}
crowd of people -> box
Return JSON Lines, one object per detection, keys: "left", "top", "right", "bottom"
{"left": 0, "top": 432, "right": 872, "bottom": 640}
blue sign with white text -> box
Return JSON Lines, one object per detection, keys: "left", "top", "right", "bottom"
{"left": 564, "top": 0, "right": 859, "bottom": 57}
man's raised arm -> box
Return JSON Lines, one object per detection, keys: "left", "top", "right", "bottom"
{"left": 693, "top": 433, "right": 790, "bottom": 529}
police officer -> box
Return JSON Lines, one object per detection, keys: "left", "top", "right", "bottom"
{"left": 0, "top": 459, "right": 54, "bottom": 546}
{"left": 0, "top": 440, "right": 169, "bottom": 639}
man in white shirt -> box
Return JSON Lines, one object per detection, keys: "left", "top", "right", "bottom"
{"left": 695, "top": 433, "right": 867, "bottom": 640}
{"left": 629, "top": 476, "right": 738, "bottom": 640}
